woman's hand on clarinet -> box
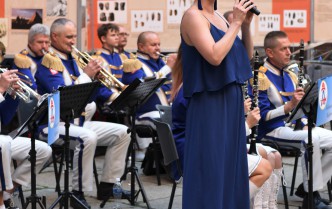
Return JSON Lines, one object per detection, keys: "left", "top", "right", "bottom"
{"left": 244, "top": 98, "right": 252, "bottom": 114}
{"left": 246, "top": 107, "right": 260, "bottom": 129}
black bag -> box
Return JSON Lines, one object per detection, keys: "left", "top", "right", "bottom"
{"left": 141, "top": 142, "right": 166, "bottom": 176}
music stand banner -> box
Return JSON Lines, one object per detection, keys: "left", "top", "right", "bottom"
{"left": 316, "top": 76, "right": 332, "bottom": 126}
{"left": 48, "top": 92, "right": 60, "bottom": 145}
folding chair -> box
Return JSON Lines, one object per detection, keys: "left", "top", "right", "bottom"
{"left": 156, "top": 104, "right": 172, "bottom": 125}
{"left": 153, "top": 118, "right": 182, "bottom": 209}
{"left": 261, "top": 136, "right": 304, "bottom": 209}
{"left": 135, "top": 124, "right": 161, "bottom": 185}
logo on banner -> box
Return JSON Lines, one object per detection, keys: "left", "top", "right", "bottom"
{"left": 48, "top": 92, "right": 59, "bottom": 145}
{"left": 319, "top": 80, "right": 328, "bottom": 110}
{"left": 49, "top": 97, "right": 55, "bottom": 128}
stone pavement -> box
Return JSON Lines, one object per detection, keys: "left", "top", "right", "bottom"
{"left": 15, "top": 155, "right": 332, "bottom": 209}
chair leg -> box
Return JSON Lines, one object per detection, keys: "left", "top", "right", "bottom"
{"left": 327, "top": 179, "right": 332, "bottom": 202}
{"left": 152, "top": 135, "right": 161, "bottom": 186}
{"left": 13, "top": 160, "right": 25, "bottom": 207}
{"left": 93, "top": 159, "right": 99, "bottom": 192}
{"left": 168, "top": 181, "right": 177, "bottom": 209}
{"left": 290, "top": 152, "right": 299, "bottom": 196}
{"left": 52, "top": 150, "right": 62, "bottom": 195}
{"left": 281, "top": 174, "right": 289, "bottom": 209}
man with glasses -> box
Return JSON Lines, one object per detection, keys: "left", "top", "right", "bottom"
{"left": 115, "top": 25, "right": 134, "bottom": 59}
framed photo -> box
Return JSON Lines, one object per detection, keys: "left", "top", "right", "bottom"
{"left": 47, "top": 0, "right": 67, "bottom": 17}
{"left": 11, "top": 8, "right": 43, "bottom": 30}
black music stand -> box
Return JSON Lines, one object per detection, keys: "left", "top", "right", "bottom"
{"left": 287, "top": 81, "right": 318, "bottom": 209}
{"left": 48, "top": 82, "right": 99, "bottom": 209}
{"left": 11, "top": 95, "right": 49, "bottom": 209}
{"left": 99, "top": 78, "right": 166, "bottom": 208}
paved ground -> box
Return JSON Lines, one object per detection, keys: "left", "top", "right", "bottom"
{"left": 14, "top": 155, "right": 332, "bottom": 209}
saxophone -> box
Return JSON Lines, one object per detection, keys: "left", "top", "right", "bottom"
{"left": 248, "top": 51, "right": 260, "bottom": 155}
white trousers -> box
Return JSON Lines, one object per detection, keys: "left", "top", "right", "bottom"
{"left": 267, "top": 126, "right": 332, "bottom": 191}
{"left": 0, "top": 135, "right": 52, "bottom": 191}
{"left": 41, "top": 121, "right": 130, "bottom": 192}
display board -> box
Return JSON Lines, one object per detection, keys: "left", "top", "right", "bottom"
{"left": 314, "top": 0, "right": 332, "bottom": 42}
{"left": 0, "top": 0, "right": 330, "bottom": 55}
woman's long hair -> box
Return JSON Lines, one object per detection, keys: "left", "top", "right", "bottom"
{"left": 170, "top": 45, "right": 183, "bottom": 102}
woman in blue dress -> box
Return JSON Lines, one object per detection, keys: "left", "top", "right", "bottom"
{"left": 180, "top": 0, "right": 256, "bottom": 208}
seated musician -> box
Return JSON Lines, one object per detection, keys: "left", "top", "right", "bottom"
{"left": 115, "top": 25, "right": 135, "bottom": 59}
{"left": 122, "top": 31, "right": 177, "bottom": 161}
{"left": 12, "top": 23, "right": 50, "bottom": 91}
{"left": 95, "top": 23, "right": 123, "bottom": 84}
{"left": 92, "top": 23, "right": 123, "bottom": 109}
{"left": 34, "top": 18, "right": 131, "bottom": 208}
{"left": 0, "top": 69, "right": 51, "bottom": 209}
{"left": 250, "top": 30, "right": 332, "bottom": 209}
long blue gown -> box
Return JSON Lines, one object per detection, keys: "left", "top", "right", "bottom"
{"left": 181, "top": 23, "right": 252, "bottom": 208}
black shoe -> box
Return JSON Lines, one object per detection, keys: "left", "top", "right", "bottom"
{"left": 296, "top": 184, "right": 330, "bottom": 205}
{"left": 70, "top": 190, "right": 91, "bottom": 209}
{"left": 4, "top": 198, "right": 19, "bottom": 209}
{"left": 315, "top": 191, "right": 331, "bottom": 205}
{"left": 302, "top": 193, "right": 332, "bottom": 209}
{"left": 295, "top": 183, "right": 306, "bottom": 198}
{"left": 97, "top": 182, "right": 131, "bottom": 201}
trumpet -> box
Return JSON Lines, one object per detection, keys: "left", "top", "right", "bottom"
{"left": 16, "top": 71, "right": 33, "bottom": 86}
{"left": 71, "top": 45, "right": 126, "bottom": 90}
{"left": 0, "top": 68, "right": 41, "bottom": 103}
{"left": 156, "top": 52, "right": 169, "bottom": 63}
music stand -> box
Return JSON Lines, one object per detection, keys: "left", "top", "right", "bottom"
{"left": 99, "top": 78, "right": 166, "bottom": 208}
{"left": 10, "top": 95, "right": 49, "bottom": 209}
{"left": 48, "top": 82, "right": 99, "bottom": 209}
{"left": 287, "top": 81, "right": 317, "bottom": 209}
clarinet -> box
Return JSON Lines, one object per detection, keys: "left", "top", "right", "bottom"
{"left": 294, "top": 39, "right": 305, "bottom": 130}
{"left": 248, "top": 51, "right": 260, "bottom": 155}
{"left": 298, "top": 39, "right": 305, "bottom": 88}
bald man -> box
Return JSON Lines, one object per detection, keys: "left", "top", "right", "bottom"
{"left": 122, "top": 31, "right": 176, "bottom": 160}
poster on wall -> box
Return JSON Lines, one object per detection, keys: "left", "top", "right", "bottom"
{"left": 131, "top": 10, "right": 163, "bottom": 32}
{"left": 47, "top": 0, "right": 67, "bottom": 17}
{"left": 259, "top": 14, "right": 280, "bottom": 32}
{"left": 167, "top": 0, "right": 194, "bottom": 24}
{"left": 11, "top": 9, "right": 43, "bottom": 30}
{"left": 272, "top": 0, "right": 310, "bottom": 42}
{"left": 97, "top": 0, "right": 127, "bottom": 24}
{"left": 283, "top": 10, "right": 306, "bottom": 28}
{"left": 0, "top": 18, "right": 8, "bottom": 47}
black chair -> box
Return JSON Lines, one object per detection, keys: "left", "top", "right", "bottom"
{"left": 156, "top": 104, "right": 172, "bottom": 125}
{"left": 135, "top": 124, "right": 161, "bottom": 185}
{"left": 153, "top": 118, "right": 182, "bottom": 209}
{"left": 261, "top": 136, "right": 304, "bottom": 209}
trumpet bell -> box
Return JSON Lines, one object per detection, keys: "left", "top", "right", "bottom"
{"left": 71, "top": 45, "right": 126, "bottom": 90}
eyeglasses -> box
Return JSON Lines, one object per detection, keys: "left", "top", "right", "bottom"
{"left": 118, "top": 33, "right": 129, "bottom": 37}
